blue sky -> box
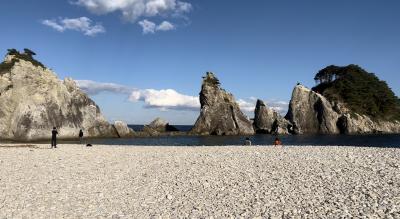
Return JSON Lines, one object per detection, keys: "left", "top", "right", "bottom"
{"left": 1, "top": 0, "right": 399, "bottom": 124}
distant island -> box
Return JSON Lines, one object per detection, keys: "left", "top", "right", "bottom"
{"left": 0, "top": 49, "right": 399, "bottom": 141}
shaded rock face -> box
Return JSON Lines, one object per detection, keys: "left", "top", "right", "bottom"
{"left": 191, "top": 72, "right": 254, "bottom": 136}
{"left": 285, "top": 85, "right": 339, "bottom": 134}
{"left": 113, "top": 121, "right": 135, "bottom": 138}
{"left": 0, "top": 53, "right": 118, "bottom": 141}
{"left": 253, "top": 99, "right": 291, "bottom": 134}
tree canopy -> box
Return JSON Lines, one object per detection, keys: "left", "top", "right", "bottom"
{"left": 3, "top": 48, "right": 45, "bottom": 69}
{"left": 312, "top": 65, "right": 400, "bottom": 121}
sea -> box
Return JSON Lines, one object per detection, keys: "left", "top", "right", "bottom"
{"left": 81, "top": 125, "right": 400, "bottom": 148}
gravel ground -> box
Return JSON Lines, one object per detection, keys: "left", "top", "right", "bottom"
{"left": 0, "top": 144, "right": 399, "bottom": 218}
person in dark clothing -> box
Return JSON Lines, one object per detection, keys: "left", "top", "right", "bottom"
{"left": 51, "top": 127, "right": 58, "bottom": 148}
{"left": 79, "top": 129, "right": 84, "bottom": 144}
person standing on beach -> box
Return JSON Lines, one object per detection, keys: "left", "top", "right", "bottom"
{"left": 244, "top": 137, "right": 252, "bottom": 146}
{"left": 79, "top": 129, "right": 84, "bottom": 144}
{"left": 51, "top": 127, "right": 58, "bottom": 148}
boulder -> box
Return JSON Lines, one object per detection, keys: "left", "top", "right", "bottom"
{"left": 253, "top": 99, "right": 291, "bottom": 134}
{"left": 285, "top": 85, "right": 339, "bottom": 134}
{"left": 190, "top": 72, "right": 254, "bottom": 135}
{"left": 147, "top": 117, "right": 179, "bottom": 132}
{"left": 0, "top": 50, "right": 118, "bottom": 141}
{"left": 140, "top": 118, "right": 179, "bottom": 136}
{"left": 113, "top": 121, "right": 135, "bottom": 137}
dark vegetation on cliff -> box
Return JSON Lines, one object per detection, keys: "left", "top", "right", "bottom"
{"left": 0, "top": 49, "right": 45, "bottom": 74}
{"left": 313, "top": 65, "right": 400, "bottom": 121}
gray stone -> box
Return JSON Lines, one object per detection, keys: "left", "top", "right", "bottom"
{"left": 113, "top": 121, "right": 135, "bottom": 138}
{"left": 254, "top": 99, "right": 291, "bottom": 134}
{"left": 190, "top": 72, "right": 254, "bottom": 135}
{"left": 0, "top": 53, "right": 118, "bottom": 141}
{"left": 285, "top": 85, "right": 339, "bottom": 134}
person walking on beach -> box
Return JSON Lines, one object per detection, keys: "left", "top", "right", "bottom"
{"left": 51, "top": 127, "right": 58, "bottom": 148}
{"left": 79, "top": 129, "right": 84, "bottom": 144}
{"left": 244, "top": 137, "right": 252, "bottom": 146}
{"left": 274, "top": 137, "right": 282, "bottom": 146}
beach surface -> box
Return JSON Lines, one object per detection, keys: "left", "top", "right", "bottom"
{"left": 0, "top": 144, "right": 399, "bottom": 218}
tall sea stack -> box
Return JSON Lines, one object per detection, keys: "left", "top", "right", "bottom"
{"left": 285, "top": 85, "right": 340, "bottom": 134}
{"left": 191, "top": 72, "right": 254, "bottom": 135}
{"left": 0, "top": 49, "right": 118, "bottom": 141}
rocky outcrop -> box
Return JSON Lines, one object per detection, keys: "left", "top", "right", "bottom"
{"left": 113, "top": 121, "right": 135, "bottom": 138}
{"left": 286, "top": 84, "right": 400, "bottom": 134}
{"left": 337, "top": 113, "right": 400, "bottom": 134}
{"left": 253, "top": 99, "right": 291, "bottom": 134}
{"left": 285, "top": 85, "right": 339, "bottom": 134}
{"left": 147, "top": 118, "right": 179, "bottom": 132}
{"left": 191, "top": 72, "right": 254, "bottom": 135}
{"left": 140, "top": 118, "right": 179, "bottom": 136}
{"left": 0, "top": 50, "right": 118, "bottom": 141}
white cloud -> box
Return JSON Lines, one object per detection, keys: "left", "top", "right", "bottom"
{"left": 73, "top": 0, "right": 192, "bottom": 22}
{"left": 138, "top": 19, "right": 175, "bottom": 34}
{"left": 76, "top": 80, "right": 133, "bottom": 95}
{"left": 237, "top": 98, "right": 289, "bottom": 115}
{"left": 42, "top": 17, "right": 105, "bottom": 36}
{"left": 237, "top": 99, "right": 256, "bottom": 113}
{"left": 138, "top": 19, "right": 157, "bottom": 34}
{"left": 75, "top": 80, "right": 199, "bottom": 111}
{"left": 75, "top": 80, "right": 289, "bottom": 114}
{"left": 156, "top": 21, "right": 175, "bottom": 31}
{"left": 129, "top": 89, "right": 200, "bottom": 111}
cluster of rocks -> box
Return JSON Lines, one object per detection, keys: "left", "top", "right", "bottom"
{"left": 190, "top": 72, "right": 400, "bottom": 136}
{"left": 1, "top": 49, "right": 398, "bottom": 140}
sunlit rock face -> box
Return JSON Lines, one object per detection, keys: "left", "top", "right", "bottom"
{"left": 0, "top": 52, "right": 118, "bottom": 141}
{"left": 286, "top": 84, "right": 400, "bottom": 134}
{"left": 285, "top": 85, "right": 339, "bottom": 134}
{"left": 191, "top": 72, "right": 254, "bottom": 136}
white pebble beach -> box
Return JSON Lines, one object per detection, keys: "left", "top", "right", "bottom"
{"left": 0, "top": 144, "right": 399, "bottom": 218}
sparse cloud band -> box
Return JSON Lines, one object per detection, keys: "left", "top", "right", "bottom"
{"left": 42, "top": 17, "right": 105, "bottom": 36}
{"left": 75, "top": 80, "right": 289, "bottom": 114}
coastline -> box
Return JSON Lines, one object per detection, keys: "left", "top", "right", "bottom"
{"left": 0, "top": 144, "right": 399, "bottom": 218}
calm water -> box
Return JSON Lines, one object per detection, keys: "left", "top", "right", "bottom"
{"left": 85, "top": 134, "right": 400, "bottom": 148}
{"left": 4, "top": 125, "right": 399, "bottom": 147}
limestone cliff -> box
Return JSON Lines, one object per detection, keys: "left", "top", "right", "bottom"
{"left": 286, "top": 84, "right": 400, "bottom": 134}
{"left": 191, "top": 72, "right": 254, "bottom": 135}
{"left": 285, "top": 85, "right": 339, "bottom": 134}
{"left": 253, "top": 99, "right": 291, "bottom": 134}
{"left": 0, "top": 50, "right": 118, "bottom": 141}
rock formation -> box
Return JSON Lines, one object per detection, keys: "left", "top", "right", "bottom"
{"left": 113, "top": 121, "right": 135, "bottom": 138}
{"left": 286, "top": 84, "right": 400, "bottom": 134}
{"left": 140, "top": 118, "right": 180, "bottom": 136}
{"left": 285, "top": 85, "right": 340, "bottom": 134}
{"left": 253, "top": 99, "right": 291, "bottom": 134}
{"left": 191, "top": 72, "right": 254, "bottom": 135}
{"left": 0, "top": 49, "right": 118, "bottom": 141}
{"left": 337, "top": 113, "right": 400, "bottom": 134}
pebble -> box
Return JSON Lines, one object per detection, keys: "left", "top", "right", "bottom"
{"left": 0, "top": 144, "right": 398, "bottom": 218}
